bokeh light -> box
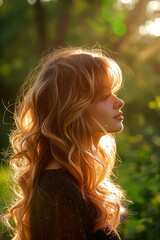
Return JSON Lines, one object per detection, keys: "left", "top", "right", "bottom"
{"left": 147, "top": 1, "right": 160, "bottom": 12}
{"left": 139, "top": 18, "right": 160, "bottom": 37}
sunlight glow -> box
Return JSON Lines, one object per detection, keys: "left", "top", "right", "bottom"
{"left": 139, "top": 18, "right": 160, "bottom": 37}
{"left": 41, "top": 0, "right": 52, "bottom": 2}
{"left": 0, "top": 0, "right": 3, "bottom": 7}
{"left": 28, "top": 0, "right": 37, "bottom": 5}
{"left": 147, "top": 1, "right": 160, "bottom": 12}
{"left": 99, "top": 135, "right": 115, "bottom": 155}
{"left": 119, "top": 0, "right": 138, "bottom": 3}
{"left": 117, "top": 0, "right": 139, "bottom": 10}
{"left": 120, "top": 0, "right": 131, "bottom": 3}
{"left": 22, "top": 110, "right": 33, "bottom": 131}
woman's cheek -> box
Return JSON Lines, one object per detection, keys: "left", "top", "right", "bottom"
{"left": 97, "top": 107, "right": 110, "bottom": 126}
{"left": 97, "top": 104, "right": 110, "bottom": 118}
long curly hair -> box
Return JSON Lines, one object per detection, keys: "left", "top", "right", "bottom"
{"left": 1, "top": 46, "right": 131, "bottom": 240}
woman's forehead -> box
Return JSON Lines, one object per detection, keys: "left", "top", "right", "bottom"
{"left": 99, "top": 76, "right": 113, "bottom": 94}
{"left": 95, "top": 82, "right": 112, "bottom": 98}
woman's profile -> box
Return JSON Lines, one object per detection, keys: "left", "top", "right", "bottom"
{"left": 2, "top": 46, "right": 131, "bottom": 240}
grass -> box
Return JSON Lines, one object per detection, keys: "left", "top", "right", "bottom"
{"left": 0, "top": 165, "right": 13, "bottom": 240}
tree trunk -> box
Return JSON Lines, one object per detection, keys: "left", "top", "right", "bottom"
{"left": 53, "top": 0, "right": 73, "bottom": 48}
{"left": 34, "top": 0, "right": 48, "bottom": 51}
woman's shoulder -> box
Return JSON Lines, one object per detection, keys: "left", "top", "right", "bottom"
{"left": 31, "top": 168, "right": 92, "bottom": 222}
{"left": 35, "top": 168, "right": 82, "bottom": 200}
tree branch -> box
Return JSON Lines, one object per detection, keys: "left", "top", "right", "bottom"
{"left": 136, "top": 37, "right": 160, "bottom": 63}
{"left": 113, "top": 0, "right": 148, "bottom": 52}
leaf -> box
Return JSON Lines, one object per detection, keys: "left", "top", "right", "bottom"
{"left": 112, "top": 20, "right": 127, "bottom": 35}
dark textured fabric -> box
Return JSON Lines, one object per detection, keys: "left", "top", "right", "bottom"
{"left": 30, "top": 168, "right": 121, "bottom": 240}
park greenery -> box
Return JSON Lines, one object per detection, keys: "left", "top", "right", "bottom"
{"left": 0, "top": 0, "right": 160, "bottom": 239}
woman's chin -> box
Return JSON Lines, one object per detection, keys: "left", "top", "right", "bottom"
{"left": 107, "top": 124, "right": 124, "bottom": 134}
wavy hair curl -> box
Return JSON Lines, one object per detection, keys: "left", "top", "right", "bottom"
{"left": 1, "top": 46, "right": 131, "bottom": 240}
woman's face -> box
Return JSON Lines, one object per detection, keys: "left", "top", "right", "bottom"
{"left": 91, "top": 93, "right": 124, "bottom": 136}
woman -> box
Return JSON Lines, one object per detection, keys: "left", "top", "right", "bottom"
{"left": 2, "top": 46, "right": 131, "bottom": 240}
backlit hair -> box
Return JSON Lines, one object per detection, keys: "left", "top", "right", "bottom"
{"left": 1, "top": 46, "right": 131, "bottom": 240}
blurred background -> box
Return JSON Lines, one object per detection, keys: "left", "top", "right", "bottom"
{"left": 0, "top": 0, "right": 160, "bottom": 239}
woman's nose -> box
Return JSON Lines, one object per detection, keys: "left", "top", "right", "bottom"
{"left": 113, "top": 96, "right": 124, "bottom": 109}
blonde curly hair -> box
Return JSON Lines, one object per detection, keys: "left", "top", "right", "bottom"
{"left": 1, "top": 46, "right": 131, "bottom": 240}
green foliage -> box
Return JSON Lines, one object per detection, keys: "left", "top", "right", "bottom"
{"left": 0, "top": 166, "right": 13, "bottom": 240}
{"left": 116, "top": 126, "right": 160, "bottom": 240}
{"left": 148, "top": 96, "right": 160, "bottom": 111}
{"left": 102, "top": 0, "right": 126, "bottom": 35}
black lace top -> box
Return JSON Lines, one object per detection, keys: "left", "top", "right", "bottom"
{"left": 30, "top": 168, "right": 121, "bottom": 240}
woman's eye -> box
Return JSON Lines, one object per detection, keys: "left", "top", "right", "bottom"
{"left": 104, "top": 94, "right": 111, "bottom": 100}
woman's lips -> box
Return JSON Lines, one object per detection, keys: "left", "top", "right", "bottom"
{"left": 114, "top": 112, "right": 124, "bottom": 120}
{"left": 114, "top": 115, "right": 124, "bottom": 120}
